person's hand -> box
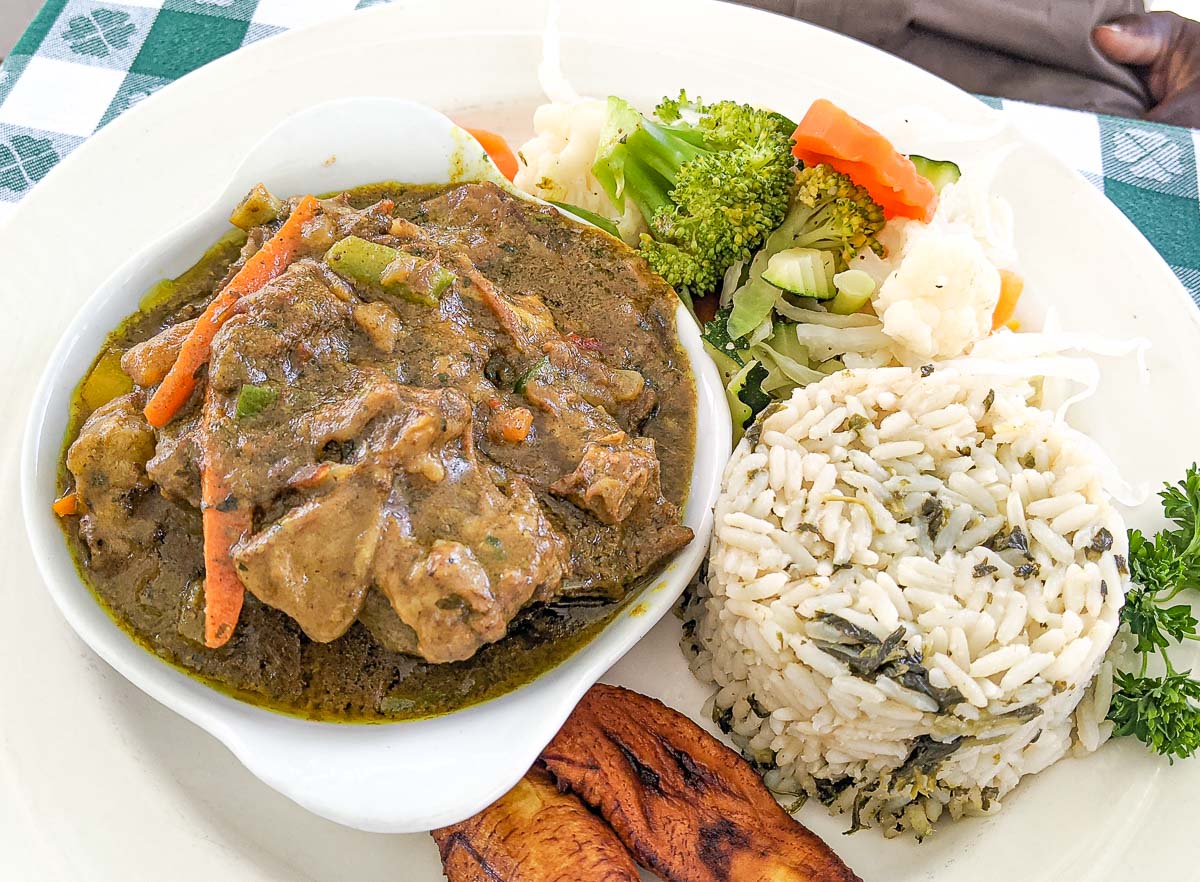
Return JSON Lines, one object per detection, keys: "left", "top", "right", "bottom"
{"left": 1094, "top": 12, "right": 1200, "bottom": 127}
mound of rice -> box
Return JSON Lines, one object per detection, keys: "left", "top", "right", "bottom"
{"left": 683, "top": 366, "right": 1129, "bottom": 838}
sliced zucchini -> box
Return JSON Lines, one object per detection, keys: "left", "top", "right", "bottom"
{"left": 724, "top": 358, "right": 760, "bottom": 436}
{"left": 728, "top": 194, "right": 844, "bottom": 337}
{"left": 703, "top": 340, "right": 742, "bottom": 387}
{"left": 762, "top": 248, "right": 836, "bottom": 300}
{"left": 909, "top": 155, "right": 961, "bottom": 194}
{"left": 829, "top": 269, "right": 876, "bottom": 316}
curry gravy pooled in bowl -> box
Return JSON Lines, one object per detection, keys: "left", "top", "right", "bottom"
{"left": 56, "top": 181, "right": 697, "bottom": 722}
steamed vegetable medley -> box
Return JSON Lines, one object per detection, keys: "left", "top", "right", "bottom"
{"left": 511, "top": 94, "right": 1023, "bottom": 439}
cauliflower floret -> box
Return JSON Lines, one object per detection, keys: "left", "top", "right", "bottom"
{"left": 850, "top": 169, "right": 1017, "bottom": 362}
{"left": 849, "top": 217, "right": 920, "bottom": 286}
{"left": 851, "top": 174, "right": 1017, "bottom": 280}
{"left": 875, "top": 231, "right": 1000, "bottom": 361}
{"left": 513, "top": 100, "right": 647, "bottom": 244}
{"left": 932, "top": 176, "right": 1017, "bottom": 271}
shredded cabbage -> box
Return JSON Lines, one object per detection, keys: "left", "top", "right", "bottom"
{"left": 793, "top": 322, "right": 894, "bottom": 362}
{"left": 719, "top": 260, "right": 746, "bottom": 308}
{"left": 746, "top": 316, "right": 775, "bottom": 347}
{"left": 970, "top": 329, "right": 1150, "bottom": 369}
{"left": 771, "top": 301, "right": 880, "bottom": 328}
{"left": 751, "top": 341, "right": 825, "bottom": 387}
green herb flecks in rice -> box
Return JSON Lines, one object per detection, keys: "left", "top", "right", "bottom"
{"left": 813, "top": 614, "right": 964, "bottom": 712}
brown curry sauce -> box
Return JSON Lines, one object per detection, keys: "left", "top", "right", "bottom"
{"left": 59, "top": 182, "right": 696, "bottom": 722}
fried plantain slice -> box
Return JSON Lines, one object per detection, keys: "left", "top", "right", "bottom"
{"left": 541, "top": 684, "right": 863, "bottom": 882}
{"left": 431, "top": 764, "right": 641, "bottom": 882}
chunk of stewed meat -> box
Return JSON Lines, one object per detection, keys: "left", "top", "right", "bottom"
{"left": 351, "top": 300, "right": 403, "bottom": 353}
{"left": 543, "top": 339, "right": 656, "bottom": 432}
{"left": 146, "top": 415, "right": 201, "bottom": 508}
{"left": 120, "top": 319, "right": 196, "bottom": 388}
{"left": 550, "top": 435, "right": 661, "bottom": 525}
{"left": 367, "top": 389, "right": 569, "bottom": 662}
{"left": 65, "top": 392, "right": 157, "bottom": 564}
{"left": 233, "top": 469, "right": 390, "bottom": 643}
{"left": 375, "top": 536, "right": 502, "bottom": 664}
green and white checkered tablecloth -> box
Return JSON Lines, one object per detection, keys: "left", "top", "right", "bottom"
{"left": 1, "top": 0, "right": 1198, "bottom": 303}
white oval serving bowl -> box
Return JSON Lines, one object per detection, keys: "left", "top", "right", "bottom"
{"left": 20, "top": 97, "right": 730, "bottom": 834}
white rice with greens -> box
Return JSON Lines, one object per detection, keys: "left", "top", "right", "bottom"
{"left": 683, "top": 366, "right": 1128, "bottom": 839}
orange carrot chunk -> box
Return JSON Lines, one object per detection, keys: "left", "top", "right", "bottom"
{"left": 792, "top": 99, "right": 937, "bottom": 222}
{"left": 498, "top": 407, "right": 534, "bottom": 443}
{"left": 142, "top": 195, "right": 321, "bottom": 428}
{"left": 488, "top": 406, "right": 534, "bottom": 445}
{"left": 993, "top": 269, "right": 1025, "bottom": 331}
{"left": 199, "top": 382, "right": 252, "bottom": 649}
{"left": 201, "top": 475, "right": 251, "bottom": 649}
{"left": 464, "top": 127, "right": 520, "bottom": 181}
{"left": 52, "top": 492, "right": 79, "bottom": 517}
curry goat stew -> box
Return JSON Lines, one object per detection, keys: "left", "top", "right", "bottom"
{"left": 59, "top": 182, "right": 696, "bottom": 722}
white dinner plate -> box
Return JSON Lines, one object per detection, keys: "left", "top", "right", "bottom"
{"left": 2, "top": 1, "right": 1198, "bottom": 879}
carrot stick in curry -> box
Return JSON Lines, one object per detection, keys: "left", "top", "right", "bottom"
{"left": 200, "top": 387, "right": 252, "bottom": 649}
{"left": 142, "top": 195, "right": 320, "bottom": 428}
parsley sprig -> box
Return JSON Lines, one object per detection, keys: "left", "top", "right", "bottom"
{"left": 1108, "top": 465, "right": 1200, "bottom": 760}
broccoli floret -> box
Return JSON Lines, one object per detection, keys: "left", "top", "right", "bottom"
{"left": 781, "top": 163, "right": 886, "bottom": 266}
{"left": 723, "top": 164, "right": 887, "bottom": 340}
{"left": 593, "top": 92, "right": 796, "bottom": 297}
{"left": 652, "top": 90, "right": 691, "bottom": 124}
{"left": 657, "top": 91, "right": 796, "bottom": 151}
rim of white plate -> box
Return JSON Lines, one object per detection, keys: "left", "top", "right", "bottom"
{"left": 3, "top": 1, "right": 1198, "bottom": 878}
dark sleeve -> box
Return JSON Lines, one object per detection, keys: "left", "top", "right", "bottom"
{"left": 730, "top": 0, "right": 1151, "bottom": 118}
